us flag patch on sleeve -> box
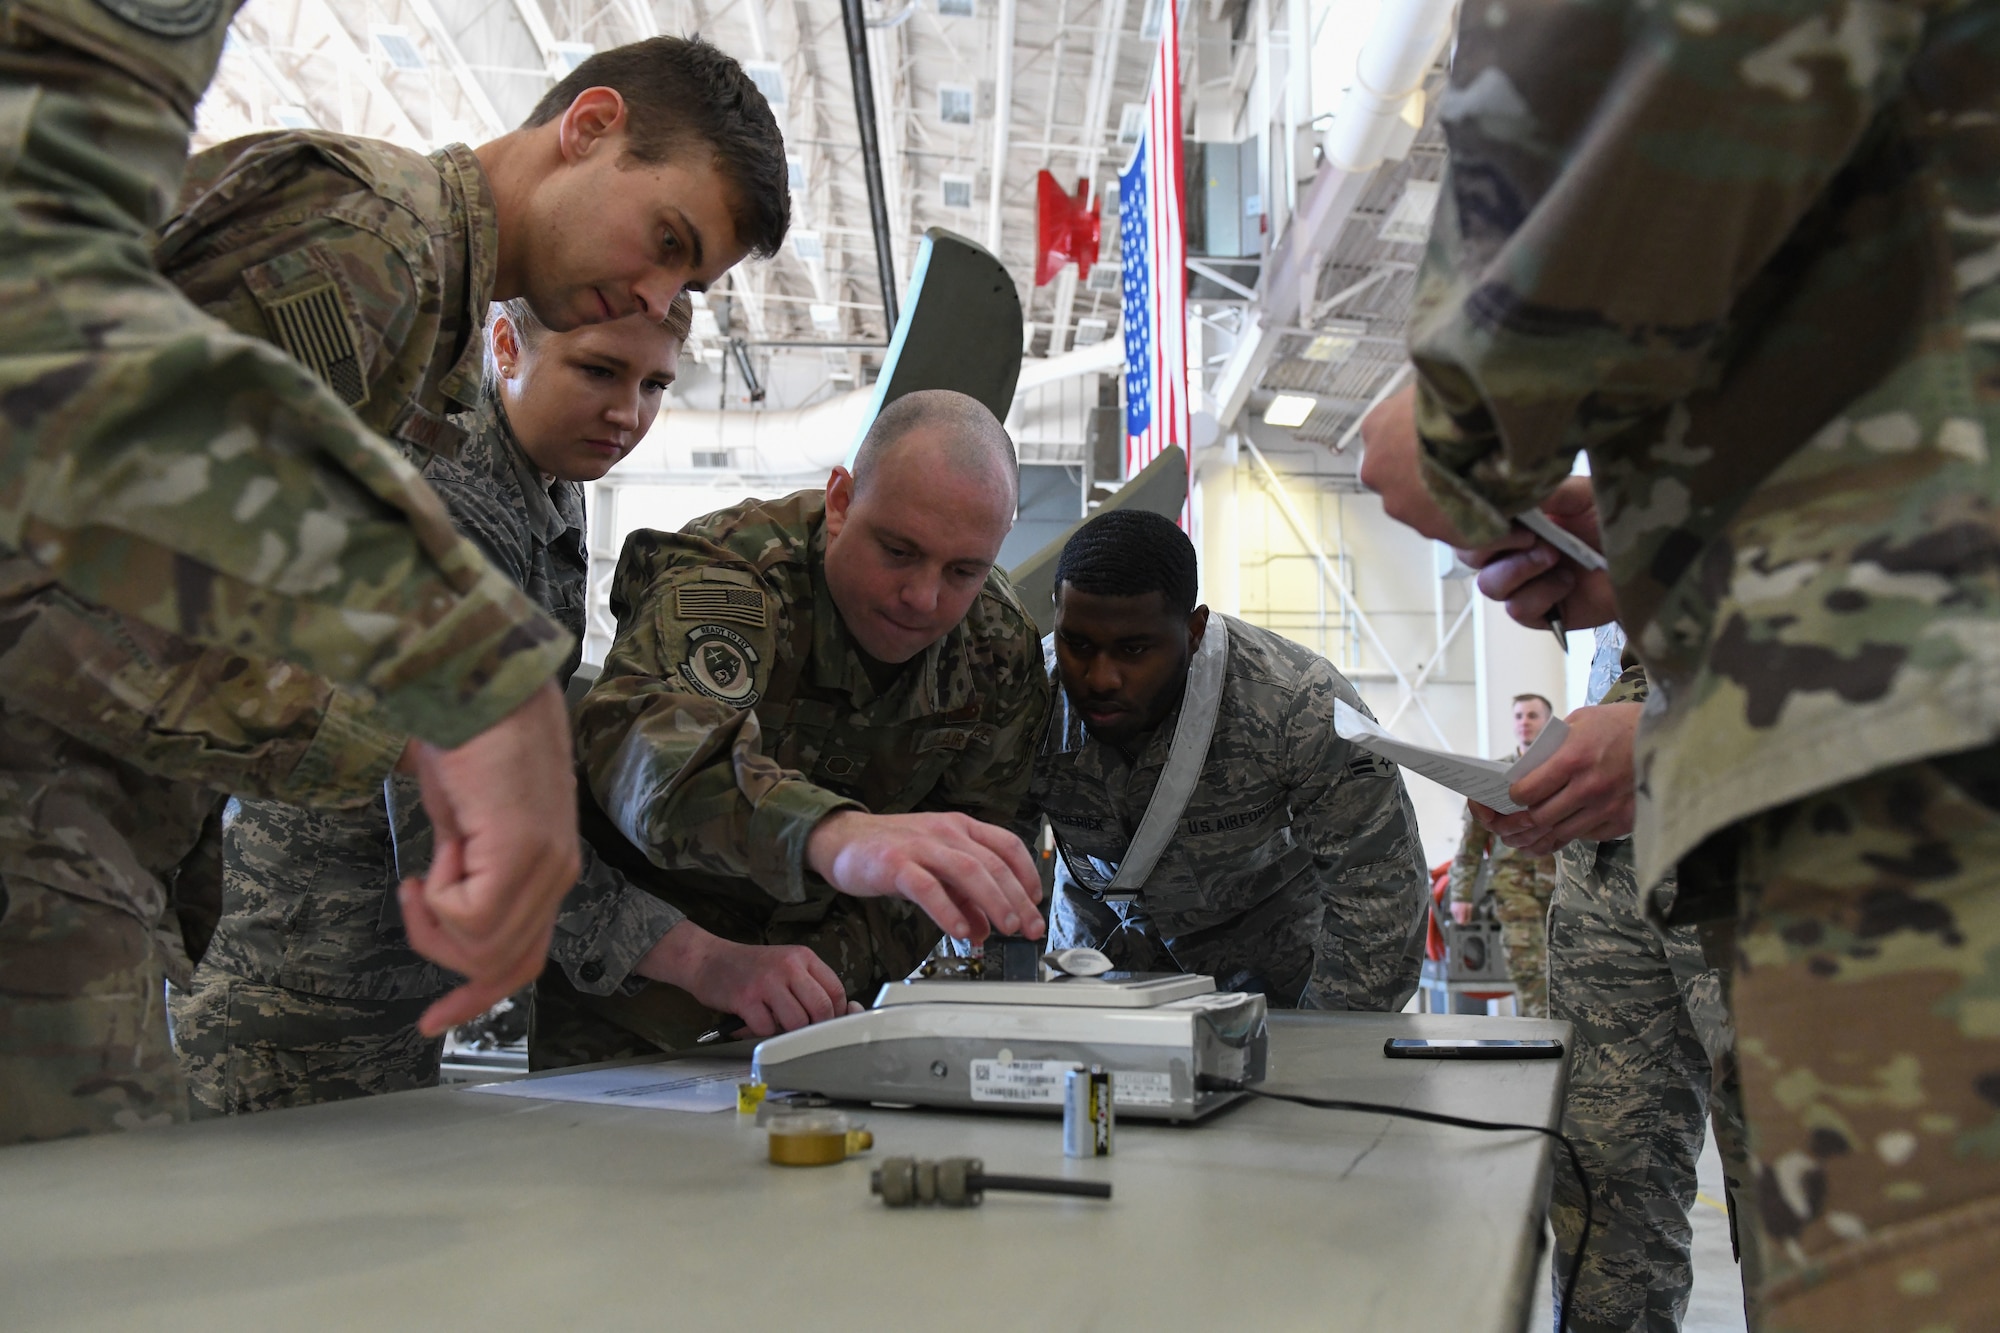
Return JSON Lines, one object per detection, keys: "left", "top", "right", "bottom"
{"left": 261, "top": 282, "right": 369, "bottom": 408}
{"left": 674, "top": 582, "right": 768, "bottom": 628}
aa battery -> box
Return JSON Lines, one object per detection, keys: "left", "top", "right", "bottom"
{"left": 1063, "top": 1065, "right": 1114, "bottom": 1158}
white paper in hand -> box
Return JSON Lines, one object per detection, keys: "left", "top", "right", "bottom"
{"left": 1333, "top": 700, "right": 1569, "bottom": 815}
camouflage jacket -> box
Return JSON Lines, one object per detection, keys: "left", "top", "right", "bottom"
{"left": 0, "top": 27, "right": 567, "bottom": 751}
{"left": 576, "top": 489, "right": 1050, "bottom": 922}
{"left": 1447, "top": 755, "right": 1557, "bottom": 910}
{"left": 1408, "top": 0, "right": 2000, "bottom": 887}
{"left": 1, "top": 0, "right": 241, "bottom": 120}
{"left": 158, "top": 129, "right": 496, "bottom": 461}
{"left": 211, "top": 391, "right": 682, "bottom": 1000}
{"left": 1030, "top": 616, "right": 1428, "bottom": 1011}
{"left": 0, "top": 567, "right": 402, "bottom": 985}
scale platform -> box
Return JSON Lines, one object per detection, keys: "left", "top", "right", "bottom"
{"left": 752, "top": 974, "right": 1268, "bottom": 1122}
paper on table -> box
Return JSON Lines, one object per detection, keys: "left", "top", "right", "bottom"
{"left": 464, "top": 1059, "right": 749, "bottom": 1113}
{"left": 1333, "top": 700, "right": 1570, "bottom": 815}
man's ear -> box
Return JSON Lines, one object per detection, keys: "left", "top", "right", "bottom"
{"left": 1187, "top": 605, "right": 1211, "bottom": 654}
{"left": 824, "top": 465, "right": 855, "bottom": 538}
{"left": 558, "top": 86, "right": 627, "bottom": 165}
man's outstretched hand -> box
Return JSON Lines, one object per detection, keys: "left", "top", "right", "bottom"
{"left": 398, "top": 682, "right": 582, "bottom": 1036}
{"left": 1357, "top": 384, "right": 1476, "bottom": 546}
{"left": 806, "top": 810, "right": 1045, "bottom": 944}
{"left": 638, "top": 921, "right": 858, "bottom": 1039}
{"left": 1471, "top": 702, "right": 1643, "bottom": 856}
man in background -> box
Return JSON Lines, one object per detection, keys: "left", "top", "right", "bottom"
{"left": 1447, "top": 693, "right": 1558, "bottom": 1016}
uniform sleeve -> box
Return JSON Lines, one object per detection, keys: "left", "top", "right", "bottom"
{"left": 575, "top": 559, "right": 859, "bottom": 906}
{"left": 1290, "top": 668, "right": 1429, "bottom": 1012}
{"left": 1447, "top": 804, "right": 1492, "bottom": 906}
{"left": 0, "top": 575, "right": 404, "bottom": 807}
{"left": 1408, "top": 0, "right": 1925, "bottom": 542}
{"left": 545, "top": 840, "right": 687, "bottom": 997}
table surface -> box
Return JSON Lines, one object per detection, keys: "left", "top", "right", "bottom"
{"left": 0, "top": 1011, "right": 1569, "bottom": 1332}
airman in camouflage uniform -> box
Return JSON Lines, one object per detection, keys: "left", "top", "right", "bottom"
{"left": 0, "top": 1, "right": 590, "bottom": 1145}
{"left": 174, "top": 351, "right": 692, "bottom": 1114}
{"left": 1549, "top": 624, "right": 1757, "bottom": 1333}
{"left": 1362, "top": 0, "right": 2000, "bottom": 1324}
{"left": 1036, "top": 615, "right": 1427, "bottom": 1011}
{"left": 1448, "top": 808, "right": 1558, "bottom": 1018}
{"left": 553, "top": 462, "right": 1050, "bottom": 1062}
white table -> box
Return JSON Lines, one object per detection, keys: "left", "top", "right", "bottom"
{"left": 0, "top": 1011, "right": 1569, "bottom": 1332}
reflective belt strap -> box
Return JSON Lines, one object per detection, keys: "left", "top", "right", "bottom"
{"left": 1103, "top": 615, "right": 1230, "bottom": 903}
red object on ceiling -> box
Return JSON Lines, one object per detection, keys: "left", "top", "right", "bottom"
{"left": 1035, "top": 171, "right": 1100, "bottom": 287}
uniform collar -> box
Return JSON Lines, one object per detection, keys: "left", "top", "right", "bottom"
{"left": 471, "top": 392, "right": 574, "bottom": 547}
{"left": 432, "top": 143, "right": 500, "bottom": 413}
{"left": 806, "top": 517, "right": 969, "bottom": 718}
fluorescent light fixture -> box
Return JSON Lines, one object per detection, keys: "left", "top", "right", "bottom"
{"left": 1074, "top": 317, "right": 1109, "bottom": 346}
{"left": 1379, "top": 179, "right": 1441, "bottom": 244}
{"left": 787, "top": 156, "right": 807, "bottom": 193}
{"left": 1263, "top": 394, "right": 1316, "bottom": 428}
{"left": 809, "top": 303, "right": 840, "bottom": 332}
{"left": 743, "top": 61, "right": 787, "bottom": 108}
{"left": 691, "top": 309, "right": 720, "bottom": 341}
{"left": 791, "top": 230, "right": 824, "bottom": 263}
{"left": 941, "top": 174, "right": 974, "bottom": 209}
{"left": 938, "top": 85, "right": 974, "bottom": 125}
{"left": 553, "top": 41, "right": 593, "bottom": 75}
{"left": 373, "top": 27, "right": 426, "bottom": 71}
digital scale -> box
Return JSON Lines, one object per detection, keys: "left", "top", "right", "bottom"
{"left": 751, "top": 974, "right": 1269, "bottom": 1122}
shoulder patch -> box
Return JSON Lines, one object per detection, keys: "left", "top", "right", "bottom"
{"left": 244, "top": 254, "right": 369, "bottom": 408}
{"left": 90, "top": 0, "right": 222, "bottom": 37}
{"left": 678, "top": 624, "right": 762, "bottom": 708}
{"left": 674, "top": 579, "right": 769, "bottom": 628}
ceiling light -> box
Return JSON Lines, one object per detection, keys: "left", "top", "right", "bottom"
{"left": 1263, "top": 394, "right": 1316, "bottom": 428}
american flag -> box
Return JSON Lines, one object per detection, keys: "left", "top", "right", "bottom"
{"left": 1118, "top": 0, "right": 1188, "bottom": 488}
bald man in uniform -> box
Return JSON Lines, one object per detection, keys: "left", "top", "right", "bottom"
{"left": 537, "top": 389, "right": 1051, "bottom": 1061}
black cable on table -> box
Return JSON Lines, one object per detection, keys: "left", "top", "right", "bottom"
{"left": 1196, "top": 1075, "right": 1593, "bottom": 1333}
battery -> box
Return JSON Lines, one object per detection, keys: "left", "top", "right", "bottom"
{"left": 1063, "top": 1065, "right": 1114, "bottom": 1157}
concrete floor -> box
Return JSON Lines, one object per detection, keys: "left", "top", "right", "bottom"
{"left": 1685, "top": 1131, "right": 1749, "bottom": 1332}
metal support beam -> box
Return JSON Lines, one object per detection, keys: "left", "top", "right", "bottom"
{"left": 1243, "top": 438, "right": 1451, "bottom": 745}
{"left": 840, "top": 0, "right": 901, "bottom": 330}
{"left": 408, "top": 0, "right": 508, "bottom": 137}
{"left": 985, "top": 0, "right": 1017, "bottom": 253}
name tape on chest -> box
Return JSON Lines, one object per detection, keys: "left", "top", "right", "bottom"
{"left": 679, "top": 624, "right": 762, "bottom": 708}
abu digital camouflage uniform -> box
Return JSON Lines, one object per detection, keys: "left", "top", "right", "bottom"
{"left": 1408, "top": 2, "right": 2000, "bottom": 1325}
{"left": 548, "top": 489, "right": 1049, "bottom": 1063}
{"left": 0, "top": 4, "right": 566, "bottom": 1145}
{"left": 1032, "top": 615, "right": 1427, "bottom": 1011}
{"left": 1447, "top": 794, "right": 1556, "bottom": 1018}
{"left": 174, "top": 389, "right": 686, "bottom": 1115}
{"left": 1549, "top": 623, "right": 1756, "bottom": 1333}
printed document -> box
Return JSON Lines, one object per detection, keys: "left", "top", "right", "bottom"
{"left": 1334, "top": 700, "right": 1569, "bottom": 815}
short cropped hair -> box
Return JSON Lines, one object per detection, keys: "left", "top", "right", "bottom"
{"left": 524, "top": 37, "right": 790, "bottom": 259}
{"left": 1513, "top": 693, "right": 1554, "bottom": 714}
{"left": 853, "top": 389, "right": 1018, "bottom": 507}
{"left": 1055, "top": 509, "right": 1198, "bottom": 615}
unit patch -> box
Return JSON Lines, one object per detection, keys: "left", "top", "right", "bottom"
{"left": 91, "top": 0, "right": 223, "bottom": 38}
{"left": 679, "top": 624, "right": 762, "bottom": 707}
